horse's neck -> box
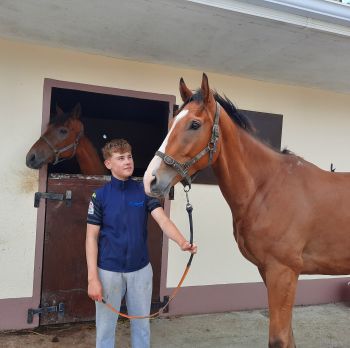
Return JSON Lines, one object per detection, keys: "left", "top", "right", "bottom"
{"left": 212, "top": 119, "right": 280, "bottom": 221}
{"left": 75, "top": 136, "right": 107, "bottom": 175}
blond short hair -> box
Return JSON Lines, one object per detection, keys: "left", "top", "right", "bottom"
{"left": 102, "top": 139, "right": 132, "bottom": 160}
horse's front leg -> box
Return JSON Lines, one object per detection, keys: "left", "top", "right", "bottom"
{"left": 265, "top": 263, "right": 299, "bottom": 348}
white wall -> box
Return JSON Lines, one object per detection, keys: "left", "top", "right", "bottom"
{"left": 1, "top": 37, "right": 350, "bottom": 298}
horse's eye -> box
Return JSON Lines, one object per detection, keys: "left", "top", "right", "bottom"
{"left": 59, "top": 128, "right": 68, "bottom": 135}
{"left": 190, "top": 121, "right": 201, "bottom": 130}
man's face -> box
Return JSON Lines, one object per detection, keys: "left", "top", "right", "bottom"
{"left": 104, "top": 151, "right": 134, "bottom": 180}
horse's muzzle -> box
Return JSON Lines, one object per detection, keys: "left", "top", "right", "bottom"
{"left": 148, "top": 175, "right": 169, "bottom": 198}
{"left": 26, "top": 151, "right": 44, "bottom": 169}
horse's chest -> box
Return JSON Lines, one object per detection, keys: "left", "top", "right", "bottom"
{"left": 235, "top": 225, "right": 261, "bottom": 267}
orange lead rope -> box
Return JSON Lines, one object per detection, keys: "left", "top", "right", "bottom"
{"left": 102, "top": 186, "right": 194, "bottom": 320}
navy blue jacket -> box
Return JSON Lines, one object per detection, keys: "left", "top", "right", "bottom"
{"left": 87, "top": 176, "right": 161, "bottom": 272}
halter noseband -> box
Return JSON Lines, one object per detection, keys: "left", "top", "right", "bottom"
{"left": 40, "top": 129, "right": 84, "bottom": 165}
{"left": 156, "top": 102, "right": 221, "bottom": 188}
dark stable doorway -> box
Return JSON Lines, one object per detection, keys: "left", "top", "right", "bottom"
{"left": 48, "top": 87, "right": 169, "bottom": 177}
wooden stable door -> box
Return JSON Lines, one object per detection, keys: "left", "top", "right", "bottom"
{"left": 39, "top": 175, "right": 163, "bottom": 325}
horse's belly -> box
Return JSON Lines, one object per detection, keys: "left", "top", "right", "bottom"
{"left": 302, "top": 243, "right": 350, "bottom": 275}
{"left": 302, "top": 260, "right": 350, "bottom": 275}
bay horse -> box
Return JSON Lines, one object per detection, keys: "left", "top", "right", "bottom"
{"left": 26, "top": 103, "right": 106, "bottom": 175}
{"left": 143, "top": 74, "right": 350, "bottom": 348}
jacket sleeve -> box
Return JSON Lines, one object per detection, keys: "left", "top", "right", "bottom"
{"left": 146, "top": 195, "right": 161, "bottom": 213}
{"left": 87, "top": 192, "right": 103, "bottom": 225}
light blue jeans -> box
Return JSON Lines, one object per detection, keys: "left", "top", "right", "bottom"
{"left": 95, "top": 263, "right": 153, "bottom": 348}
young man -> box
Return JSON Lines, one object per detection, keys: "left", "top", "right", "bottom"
{"left": 86, "top": 139, "right": 197, "bottom": 348}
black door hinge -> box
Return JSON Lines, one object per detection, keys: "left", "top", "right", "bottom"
{"left": 34, "top": 190, "right": 72, "bottom": 208}
{"left": 27, "top": 302, "right": 65, "bottom": 323}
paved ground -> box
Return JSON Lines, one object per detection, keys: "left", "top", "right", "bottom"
{"left": 0, "top": 303, "right": 349, "bottom": 347}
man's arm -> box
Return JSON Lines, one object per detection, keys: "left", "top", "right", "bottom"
{"left": 151, "top": 207, "right": 197, "bottom": 253}
{"left": 86, "top": 223, "right": 103, "bottom": 301}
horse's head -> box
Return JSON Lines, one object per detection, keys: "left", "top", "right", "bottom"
{"left": 26, "top": 103, "right": 84, "bottom": 169}
{"left": 144, "top": 73, "right": 221, "bottom": 197}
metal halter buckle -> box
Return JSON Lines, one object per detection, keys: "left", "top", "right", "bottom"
{"left": 164, "top": 155, "right": 175, "bottom": 166}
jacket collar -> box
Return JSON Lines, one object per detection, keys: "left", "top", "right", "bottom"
{"left": 111, "top": 175, "right": 131, "bottom": 190}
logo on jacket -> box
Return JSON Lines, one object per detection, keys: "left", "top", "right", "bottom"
{"left": 88, "top": 201, "right": 94, "bottom": 214}
{"left": 128, "top": 200, "right": 144, "bottom": 207}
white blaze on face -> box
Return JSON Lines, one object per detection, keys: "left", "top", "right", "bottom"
{"left": 143, "top": 109, "right": 189, "bottom": 194}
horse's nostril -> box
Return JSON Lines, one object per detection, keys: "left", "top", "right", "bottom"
{"left": 150, "top": 176, "right": 157, "bottom": 188}
{"left": 26, "top": 152, "right": 37, "bottom": 167}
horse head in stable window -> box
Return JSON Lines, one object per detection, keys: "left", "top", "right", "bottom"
{"left": 26, "top": 103, "right": 106, "bottom": 175}
{"left": 144, "top": 73, "right": 350, "bottom": 348}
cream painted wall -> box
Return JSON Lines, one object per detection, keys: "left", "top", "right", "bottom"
{"left": 1, "top": 38, "right": 350, "bottom": 298}
{"left": 168, "top": 184, "right": 258, "bottom": 287}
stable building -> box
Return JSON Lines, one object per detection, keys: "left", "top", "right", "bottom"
{"left": 1, "top": 0, "right": 350, "bottom": 330}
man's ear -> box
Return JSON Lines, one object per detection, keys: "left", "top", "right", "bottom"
{"left": 104, "top": 159, "right": 112, "bottom": 170}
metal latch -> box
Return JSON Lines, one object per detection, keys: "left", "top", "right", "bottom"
{"left": 27, "top": 302, "right": 65, "bottom": 323}
{"left": 34, "top": 190, "right": 72, "bottom": 208}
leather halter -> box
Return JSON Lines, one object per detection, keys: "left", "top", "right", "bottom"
{"left": 156, "top": 102, "right": 221, "bottom": 188}
{"left": 40, "top": 129, "right": 84, "bottom": 165}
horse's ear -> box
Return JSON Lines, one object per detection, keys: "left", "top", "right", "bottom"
{"left": 201, "top": 73, "right": 212, "bottom": 105}
{"left": 71, "top": 103, "right": 81, "bottom": 119}
{"left": 56, "top": 104, "right": 64, "bottom": 115}
{"left": 179, "top": 77, "right": 193, "bottom": 102}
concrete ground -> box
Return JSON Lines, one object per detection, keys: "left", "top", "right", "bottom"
{"left": 0, "top": 303, "right": 349, "bottom": 348}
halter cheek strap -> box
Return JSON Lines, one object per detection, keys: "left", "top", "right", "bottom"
{"left": 41, "top": 129, "right": 84, "bottom": 165}
{"left": 156, "top": 102, "right": 221, "bottom": 188}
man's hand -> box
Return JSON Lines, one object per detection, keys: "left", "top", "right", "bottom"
{"left": 180, "top": 240, "right": 197, "bottom": 254}
{"left": 88, "top": 278, "right": 103, "bottom": 302}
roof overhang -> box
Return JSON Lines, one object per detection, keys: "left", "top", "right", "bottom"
{"left": 1, "top": 0, "right": 350, "bottom": 93}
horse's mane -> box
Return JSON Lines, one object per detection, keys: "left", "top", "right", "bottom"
{"left": 281, "top": 148, "right": 293, "bottom": 155}
{"left": 213, "top": 92, "right": 255, "bottom": 134}
{"left": 179, "top": 89, "right": 292, "bottom": 156}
